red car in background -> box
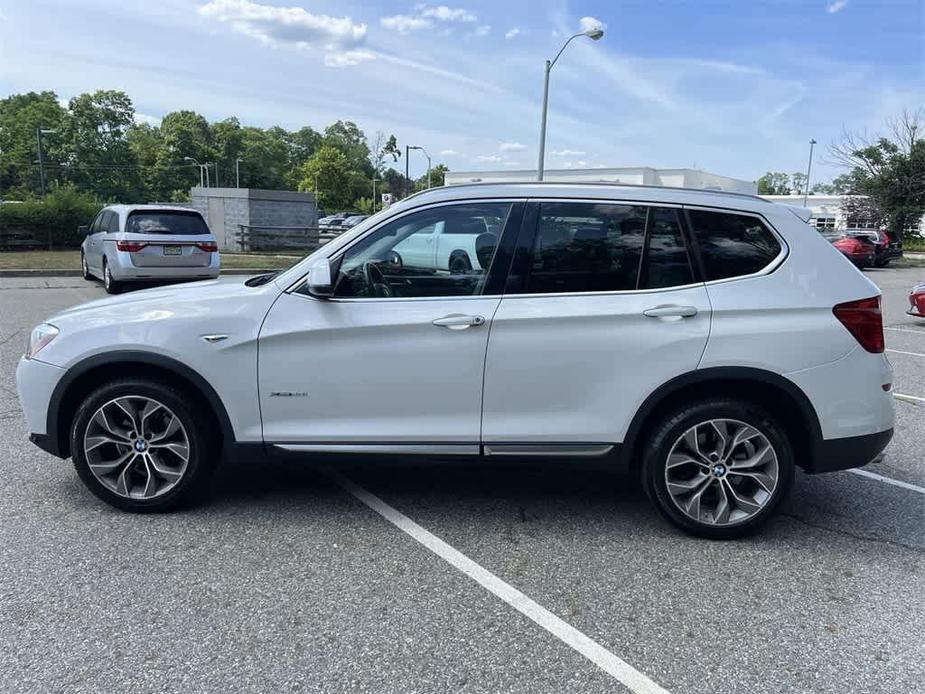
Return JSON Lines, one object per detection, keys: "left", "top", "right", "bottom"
{"left": 829, "top": 233, "right": 877, "bottom": 269}
{"left": 909, "top": 283, "right": 925, "bottom": 318}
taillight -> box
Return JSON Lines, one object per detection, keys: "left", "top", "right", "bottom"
{"left": 116, "top": 241, "right": 147, "bottom": 252}
{"left": 196, "top": 242, "right": 218, "bottom": 252}
{"left": 833, "top": 296, "right": 884, "bottom": 353}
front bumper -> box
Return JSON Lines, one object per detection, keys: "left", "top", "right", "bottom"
{"left": 16, "top": 357, "right": 65, "bottom": 436}
{"left": 807, "top": 428, "right": 894, "bottom": 474}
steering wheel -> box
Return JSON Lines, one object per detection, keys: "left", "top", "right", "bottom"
{"left": 362, "top": 261, "right": 393, "bottom": 298}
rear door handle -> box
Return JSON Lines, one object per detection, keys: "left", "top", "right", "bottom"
{"left": 432, "top": 314, "right": 486, "bottom": 329}
{"left": 643, "top": 305, "right": 698, "bottom": 318}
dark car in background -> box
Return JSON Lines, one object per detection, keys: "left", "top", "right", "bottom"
{"left": 872, "top": 229, "right": 903, "bottom": 267}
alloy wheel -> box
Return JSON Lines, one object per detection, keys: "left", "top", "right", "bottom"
{"left": 664, "top": 418, "right": 779, "bottom": 526}
{"left": 83, "top": 396, "right": 190, "bottom": 499}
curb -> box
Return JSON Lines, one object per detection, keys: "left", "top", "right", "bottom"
{"left": 0, "top": 268, "right": 277, "bottom": 278}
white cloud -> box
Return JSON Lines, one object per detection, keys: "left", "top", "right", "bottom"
{"left": 418, "top": 5, "right": 476, "bottom": 22}
{"left": 578, "top": 16, "right": 605, "bottom": 33}
{"left": 134, "top": 112, "right": 162, "bottom": 126}
{"left": 324, "top": 49, "right": 375, "bottom": 67}
{"left": 474, "top": 25, "right": 490, "bottom": 36}
{"left": 550, "top": 149, "right": 586, "bottom": 156}
{"left": 826, "top": 0, "right": 848, "bottom": 13}
{"left": 380, "top": 14, "right": 432, "bottom": 33}
{"left": 504, "top": 27, "right": 521, "bottom": 40}
{"left": 499, "top": 141, "right": 527, "bottom": 152}
{"left": 474, "top": 154, "right": 503, "bottom": 162}
{"left": 439, "top": 149, "right": 460, "bottom": 155}
{"left": 563, "top": 160, "right": 589, "bottom": 168}
{"left": 199, "top": 0, "right": 368, "bottom": 66}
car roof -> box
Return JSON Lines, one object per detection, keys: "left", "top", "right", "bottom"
{"left": 396, "top": 182, "right": 773, "bottom": 215}
{"left": 104, "top": 204, "right": 202, "bottom": 215}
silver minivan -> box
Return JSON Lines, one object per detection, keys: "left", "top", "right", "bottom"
{"left": 80, "top": 204, "right": 220, "bottom": 293}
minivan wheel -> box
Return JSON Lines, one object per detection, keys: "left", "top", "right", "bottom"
{"left": 102, "top": 260, "right": 120, "bottom": 294}
{"left": 70, "top": 378, "right": 219, "bottom": 512}
{"left": 80, "top": 251, "right": 93, "bottom": 280}
{"left": 641, "top": 399, "right": 794, "bottom": 539}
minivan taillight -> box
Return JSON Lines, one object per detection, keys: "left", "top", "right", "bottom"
{"left": 833, "top": 296, "right": 884, "bottom": 353}
{"left": 196, "top": 242, "right": 218, "bottom": 252}
{"left": 116, "top": 241, "right": 147, "bottom": 252}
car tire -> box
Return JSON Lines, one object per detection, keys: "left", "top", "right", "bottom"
{"left": 102, "top": 259, "right": 120, "bottom": 294}
{"left": 640, "top": 399, "right": 795, "bottom": 540}
{"left": 449, "top": 252, "right": 472, "bottom": 275}
{"left": 80, "top": 251, "right": 93, "bottom": 280}
{"left": 70, "top": 378, "right": 220, "bottom": 512}
{"left": 875, "top": 258, "right": 889, "bottom": 268}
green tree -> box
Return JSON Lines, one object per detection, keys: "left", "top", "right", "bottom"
{"left": 125, "top": 122, "right": 164, "bottom": 200}
{"left": 64, "top": 90, "right": 137, "bottom": 200}
{"left": 756, "top": 172, "right": 792, "bottom": 195}
{"left": 790, "top": 172, "right": 807, "bottom": 196}
{"left": 830, "top": 109, "right": 925, "bottom": 237}
{"left": 0, "top": 91, "right": 69, "bottom": 196}
{"left": 211, "top": 117, "right": 244, "bottom": 187}
{"left": 297, "top": 145, "right": 353, "bottom": 211}
{"left": 155, "top": 110, "right": 215, "bottom": 199}
{"left": 415, "top": 162, "right": 448, "bottom": 190}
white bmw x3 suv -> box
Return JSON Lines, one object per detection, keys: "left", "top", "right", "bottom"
{"left": 79, "top": 204, "right": 220, "bottom": 294}
{"left": 17, "top": 183, "right": 894, "bottom": 538}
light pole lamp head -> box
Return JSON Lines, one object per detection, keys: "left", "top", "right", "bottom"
{"left": 584, "top": 27, "right": 604, "bottom": 40}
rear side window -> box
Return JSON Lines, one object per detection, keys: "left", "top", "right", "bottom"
{"left": 526, "top": 203, "right": 647, "bottom": 293}
{"left": 687, "top": 210, "right": 781, "bottom": 280}
{"left": 125, "top": 211, "right": 210, "bottom": 235}
{"left": 105, "top": 211, "right": 120, "bottom": 233}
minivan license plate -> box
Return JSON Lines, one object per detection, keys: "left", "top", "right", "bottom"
{"left": 163, "top": 245, "right": 182, "bottom": 255}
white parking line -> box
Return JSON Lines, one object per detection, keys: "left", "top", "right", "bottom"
{"left": 886, "top": 348, "right": 925, "bottom": 358}
{"left": 894, "top": 392, "right": 925, "bottom": 404}
{"left": 847, "top": 468, "right": 925, "bottom": 495}
{"left": 885, "top": 326, "right": 925, "bottom": 335}
{"left": 327, "top": 470, "right": 671, "bottom": 694}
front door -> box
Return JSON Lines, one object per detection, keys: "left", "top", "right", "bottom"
{"left": 258, "top": 200, "right": 521, "bottom": 449}
{"left": 481, "top": 201, "right": 711, "bottom": 449}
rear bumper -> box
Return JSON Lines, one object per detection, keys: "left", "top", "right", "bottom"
{"left": 111, "top": 251, "right": 220, "bottom": 281}
{"left": 806, "top": 428, "right": 893, "bottom": 474}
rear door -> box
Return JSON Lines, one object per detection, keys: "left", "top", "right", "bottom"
{"left": 481, "top": 201, "right": 711, "bottom": 450}
{"left": 124, "top": 210, "right": 214, "bottom": 268}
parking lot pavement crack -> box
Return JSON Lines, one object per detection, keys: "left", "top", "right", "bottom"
{"left": 781, "top": 513, "right": 925, "bottom": 552}
{"left": 0, "top": 330, "right": 22, "bottom": 347}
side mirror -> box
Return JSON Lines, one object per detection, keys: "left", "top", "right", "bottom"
{"left": 306, "top": 258, "right": 334, "bottom": 298}
{"left": 78, "top": 225, "right": 90, "bottom": 235}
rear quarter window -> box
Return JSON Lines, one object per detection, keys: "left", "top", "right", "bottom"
{"left": 687, "top": 210, "right": 782, "bottom": 281}
{"left": 125, "top": 211, "right": 210, "bottom": 235}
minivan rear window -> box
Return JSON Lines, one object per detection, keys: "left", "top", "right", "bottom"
{"left": 687, "top": 210, "right": 781, "bottom": 281}
{"left": 125, "top": 211, "right": 210, "bottom": 235}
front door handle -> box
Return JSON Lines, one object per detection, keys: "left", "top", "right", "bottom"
{"left": 643, "top": 305, "right": 698, "bottom": 318}
{"left": 432, "top": 314, "right": 486, "bottom": 329}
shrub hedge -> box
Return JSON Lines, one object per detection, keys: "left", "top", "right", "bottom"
{"left": 0, "top": 187, "right": 102, "bottom": 249}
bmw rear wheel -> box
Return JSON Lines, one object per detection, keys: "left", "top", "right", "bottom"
{"left": 642, "top": 399, "right": 794, "bottom": 539}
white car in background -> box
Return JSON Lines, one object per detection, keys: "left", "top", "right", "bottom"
{"left": 80, "top": 205, "right": 220, "bottom": 294}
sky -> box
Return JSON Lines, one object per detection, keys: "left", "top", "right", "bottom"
{"left": 0, "top": 0, "right": 923, "bottom": 183}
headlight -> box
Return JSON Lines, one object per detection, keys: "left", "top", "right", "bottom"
{"left": 26, "top": 323, "right": 59, "bottom": 359}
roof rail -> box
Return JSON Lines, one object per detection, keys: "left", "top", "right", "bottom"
{"left": 403, "top": 180, "right": 765, "bottom": 203}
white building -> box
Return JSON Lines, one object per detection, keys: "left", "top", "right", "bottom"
{"left": 444, "top": 167, "right": 756, "bottom": 195}
{"left": 760, "top": 194, "right": 924, "bottom": 234}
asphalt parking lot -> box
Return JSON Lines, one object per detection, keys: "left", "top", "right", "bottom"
{"left": 1, "top": 268, "right": 923, "bottom": 694}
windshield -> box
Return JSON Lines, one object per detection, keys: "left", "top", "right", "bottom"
{"left": 125, "top": 211, "right": 210, "bottom": 235}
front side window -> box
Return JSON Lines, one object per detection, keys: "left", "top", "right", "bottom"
{"left": 125, "top": 211, "right": 210, "bottom": 235}
{"left": 687, "top": 210, "right": 782, "bottom": 281}
{"left": 330, "top": 202, "right": 512, "bottom": 299}
{"left": 525, "top": 203, "right": 647, "bottom": 294}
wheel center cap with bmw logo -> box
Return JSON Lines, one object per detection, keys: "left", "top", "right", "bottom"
{"left": 133, "top": 439, "right": 148, "bottom": 453}
{"left": 712, "top": 463, "right": 727, "bottom": 478}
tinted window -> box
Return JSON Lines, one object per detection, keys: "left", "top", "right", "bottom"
{"left": 105, "top": 211, "right": 120, "bottom": 233}
{"left": 639, "top": 208, "right": 693, "bottom": 289}
{"left": 525, "top": 203, "right": 646, "bottom": 294}
{"left": 687, "top": 210, "right": 781, "bottom": 280}
{"left": 125, "top": 211, "right": 210, "bottom": 235}
{"left": 90, "top": 212, "right": 104, "bottom": 234}
{"left": 330, "top": 202, "right": 512, "bottom": 299}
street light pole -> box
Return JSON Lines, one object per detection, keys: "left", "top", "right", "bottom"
{"left": 803, "top": 139, "right": 817, "bottom": 207}
{"left": 235, "top": 158, "right": 242, "bottom": 188}
{"left": 536, "top": 25, "right": 604, "bottom": 181}
{"left": 36, "top": 128, "right": 56, "bottom": 196}
{"left": 184, "top": 157, "right": 204, "bottom": 187}
{"left": 409, "top": 146, "right": 432, "bottom": 188}
{"left": 404, "top": 145, "right": 410, "bottom": 197}
{"left": 372, "top": 176, "right": 379, "bottom": 213}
